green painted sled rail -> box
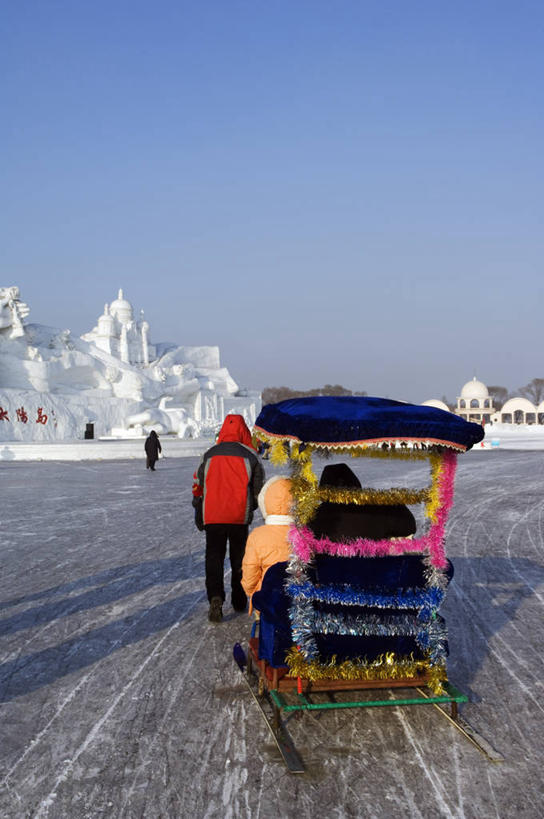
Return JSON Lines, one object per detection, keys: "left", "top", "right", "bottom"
{"left": 269, "top": 682, "right": 468, "bottom": 713}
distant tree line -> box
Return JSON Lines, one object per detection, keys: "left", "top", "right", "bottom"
{"left": 262, "top": 384, "right": 367, "bottom": 406}
{"left": 262, "top": 378, "right": 544, "bottom": 411}
{"left": 519, "top": 378, "right": 544, "bottom": 405}
{"left": 487, "top": 378, "right": 544, "bottom": 409}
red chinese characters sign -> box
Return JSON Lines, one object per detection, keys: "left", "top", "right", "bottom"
{"left": 0, "top": 406, "right": 50, "bottom": 424}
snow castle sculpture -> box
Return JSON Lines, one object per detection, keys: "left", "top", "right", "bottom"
{"left": 82, "top": 289, "right": 155, "bottom": 366}
{"left": 0, "top": 285, "right": 261, "bottom": 443}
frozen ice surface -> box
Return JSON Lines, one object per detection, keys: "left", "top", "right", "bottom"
{"left": 1, "top": 452, "right": 544, "bottom": 818}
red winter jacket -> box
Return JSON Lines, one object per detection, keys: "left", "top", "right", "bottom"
{"left": 192, "top": 415, "right": 265, "bottom": 526}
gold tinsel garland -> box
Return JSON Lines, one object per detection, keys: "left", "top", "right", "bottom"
{"left": 318, "top": 486, "right": 430, "bottom": 507}
{"left": 269, "top": 440, "right": 291, "bottom": 465}
{"left": 425, "top": 452, "right": 443, "bottom": 524}
{"left": 253, "top": 430, "right": 446, "bottom": 523}
{"left": 290, "top": 478, "right": 322, "bottom": 524}
{"left": 252, "top": 427, "right": 451, "bottom": 526}
{"left": 285, "top": 648, "right": 447, "bottom": 694}
{"left": 291, "top": 445, "right": 318, "bottom": 485}
{"left": 307, "top": 445, "right": 433, "bottom": 462}
{"left": 290, "top": 478, "right": 432, "bottom": 525}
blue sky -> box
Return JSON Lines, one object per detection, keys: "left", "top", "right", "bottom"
{"left": 2, "top": 1, "right": 543, "bottom": 401}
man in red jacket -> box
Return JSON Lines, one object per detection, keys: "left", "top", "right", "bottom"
{"left": 192, "top": 414, "right": 265, "bottom": 622}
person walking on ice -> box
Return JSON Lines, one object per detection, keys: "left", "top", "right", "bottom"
{"left": 192, "top": 414, "right": 264, "bottom": 622}
{"left": 144, "top": 430, "right": 161, "bottom": 471}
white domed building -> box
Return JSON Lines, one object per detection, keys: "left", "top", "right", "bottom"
{"left": 423, "top": 377, "right": 544, "bottom": 426}
{"left": 498, "top": 397, "right": 538, "bottom": 425}
{"left": 421, "top": 399, "right": 450, "bottom": 412}
{"left": 455, "top": 378, "right": 494, "bottom": 423}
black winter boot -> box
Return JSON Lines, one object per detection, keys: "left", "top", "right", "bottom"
{"left": 208, "top": 597, "right": 223, "bottom": 623}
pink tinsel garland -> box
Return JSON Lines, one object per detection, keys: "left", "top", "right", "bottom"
{"left": 289, "top": 451, "right": 457, "bottom": 569}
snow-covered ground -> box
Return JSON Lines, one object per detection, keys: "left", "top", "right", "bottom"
{"left": 3, "top": 421, "right": 544, "bottom": 462}
{"left": 1, "top": 453, "right": 543, "bottom": 817}
{"left": 0, "top": 437, "right": 209, "bottom": 462}
{"left": 482, "top": 423, "right": 544, "bottom": 450}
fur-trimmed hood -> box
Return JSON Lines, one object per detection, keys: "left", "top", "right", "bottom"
{"left": 257, "top": 476, "right": 294, "bottom": 525}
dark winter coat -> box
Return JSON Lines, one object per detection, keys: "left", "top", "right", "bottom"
{"left": 192, "top": 415, "right": 265, "bottom": 527}
{"left": 144, "top": 431, "right": 161, "bottom": 460}
{"left": 309, "top": 463, "right": 416, "bottom": 542}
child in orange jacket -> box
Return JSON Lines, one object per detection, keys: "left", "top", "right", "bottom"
{"left": 241, "top": 476, "right": 293, "bottom": 614}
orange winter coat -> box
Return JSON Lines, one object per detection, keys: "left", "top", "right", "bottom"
{"left": 242, "top": 476, "right": 293, "bottom": 613}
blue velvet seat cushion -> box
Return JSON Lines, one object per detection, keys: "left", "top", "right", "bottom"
{"left": 308, "top": 554, "right": 453, "bottom": 589}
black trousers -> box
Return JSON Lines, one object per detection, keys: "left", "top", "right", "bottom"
{"left": 204, "top": 524, "right": 248, "bottom": 609}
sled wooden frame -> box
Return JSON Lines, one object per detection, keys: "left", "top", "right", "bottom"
{"left": 248, "top": 637, "right": 463, "bottom": 714}
{"left": 247, "top": 638, "right": 503, "bottom": 768}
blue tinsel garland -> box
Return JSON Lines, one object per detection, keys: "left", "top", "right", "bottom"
{"left": 286, "top": 580, "right": 444, "bottom": 617}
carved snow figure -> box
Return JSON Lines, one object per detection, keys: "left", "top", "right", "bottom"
{"left": 157, "top": 398, "right": 201, "bottom": 438}
{"left": 125, "top": 407, "right": 172, "bottom": 435}
{"left": 0, "top": 287, "right": 30, "bottom": 338}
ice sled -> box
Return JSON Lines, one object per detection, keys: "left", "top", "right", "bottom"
{"left": 233, "top": 396, "right": 503, "bottom": 771}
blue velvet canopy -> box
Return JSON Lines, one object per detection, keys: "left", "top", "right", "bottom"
{"left": 254, "top": 396, "right": 484, "bottom": 451}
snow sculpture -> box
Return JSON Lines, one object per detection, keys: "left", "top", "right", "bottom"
{"left": 82, "top": 289, "right": 156, "bottom": 366}
{"left": 0, "top": 285, "right": 261, "bottom": 443}
{"left": 0, "top": 287, "right": 30, "bottom": 338}
{"left": 121, "top": 399, "right": 201, "bottom": 438}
